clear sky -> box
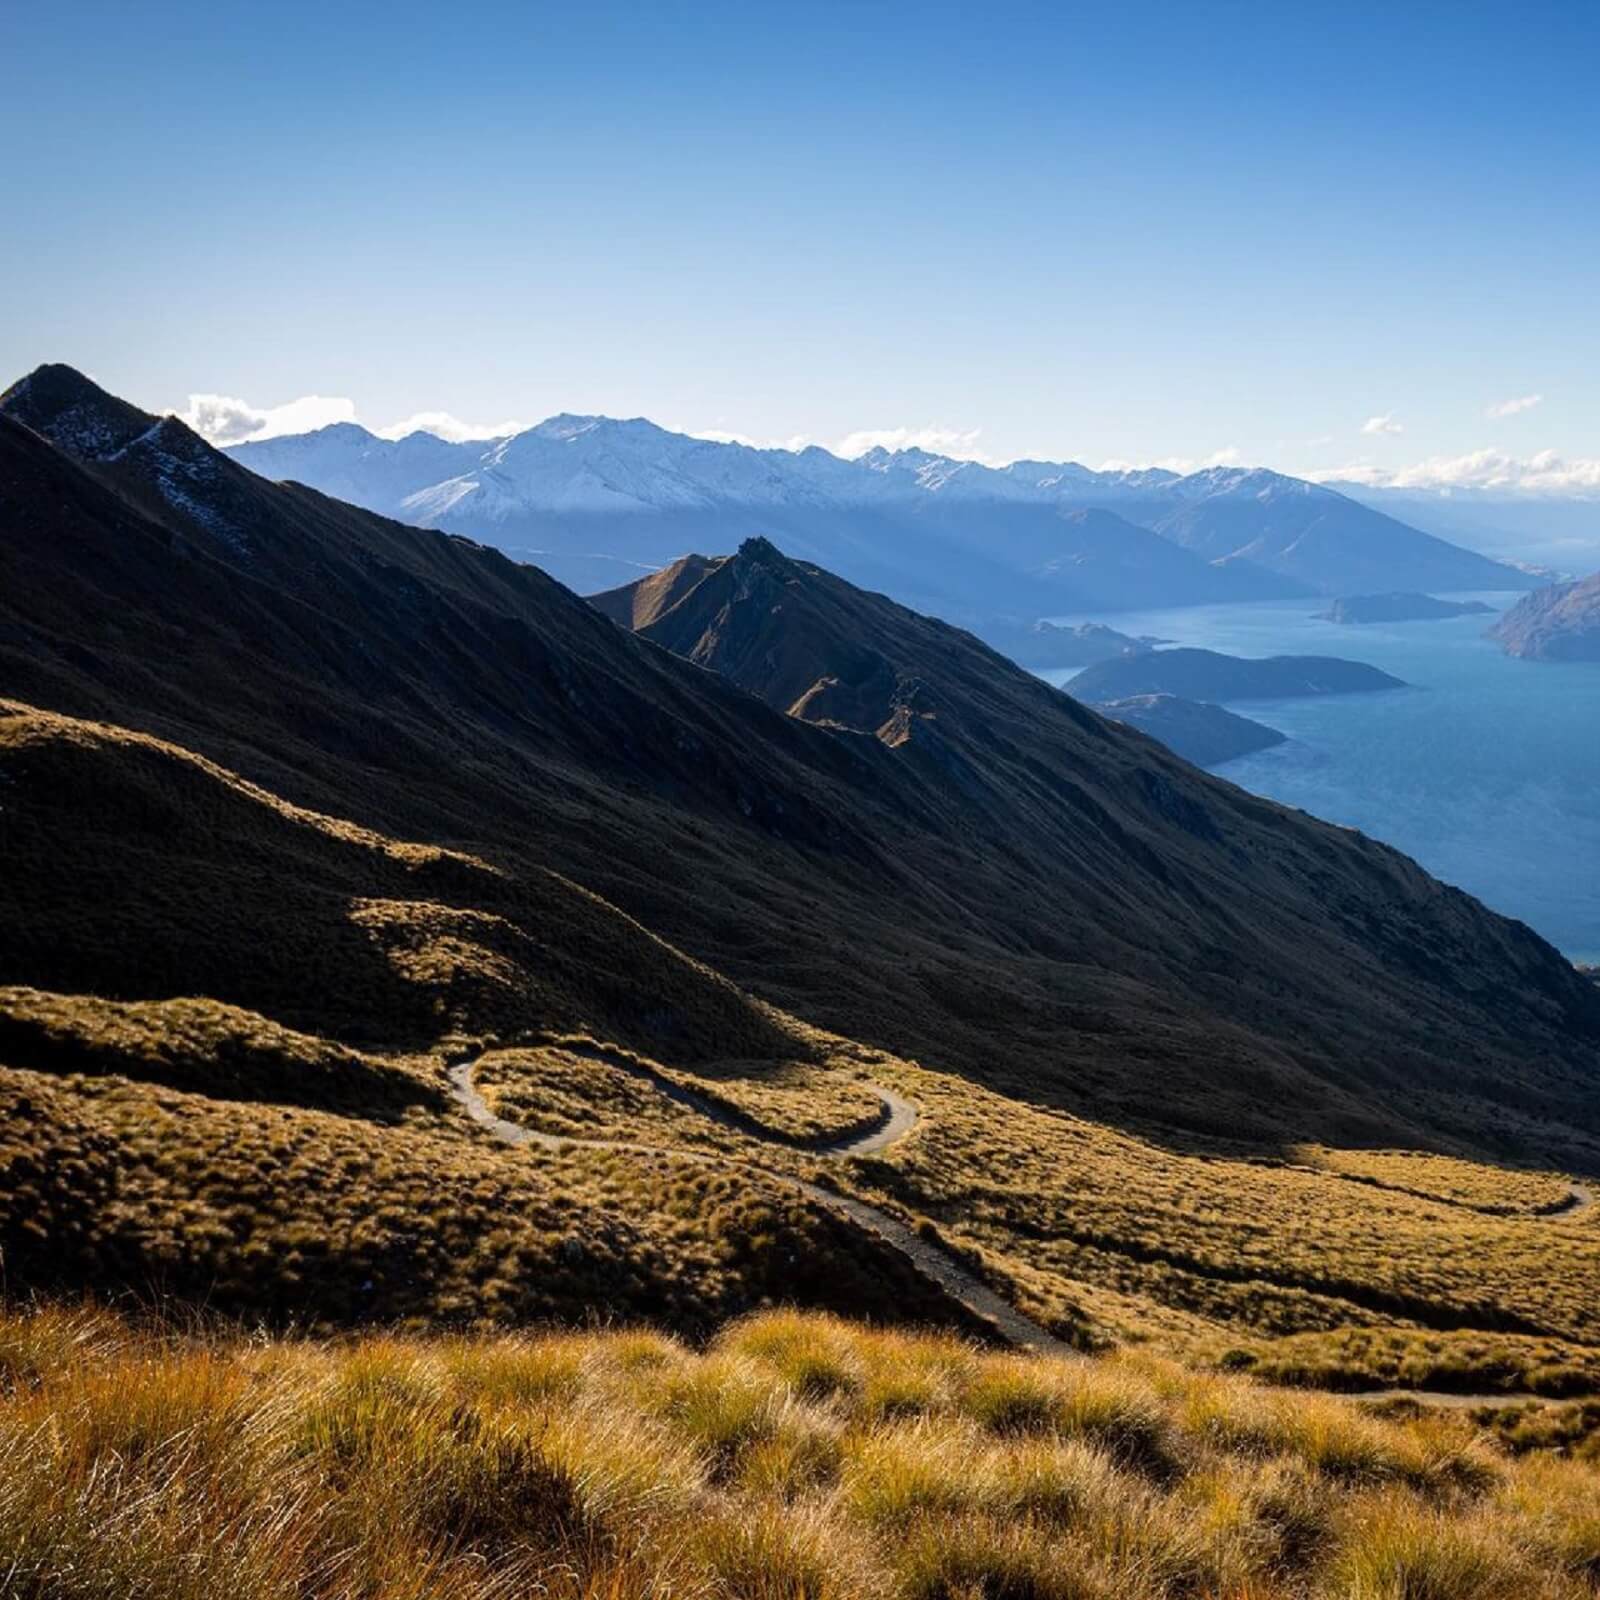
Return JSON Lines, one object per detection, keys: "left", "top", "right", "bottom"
{"left": 4, "top": 1, "right": 1597, "bottom": 487}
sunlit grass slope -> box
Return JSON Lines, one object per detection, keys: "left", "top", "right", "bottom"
{"left": 3, "top": 1303, "right": 1598, "bottom": 1600}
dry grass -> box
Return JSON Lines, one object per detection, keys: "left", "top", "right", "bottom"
{"left": 1213, "top": 1325, "right": 1600, "bottom": 1399}
{"left": 475, "top": 1038, "right": 889, "bottom": 1146}
{"left": 0, "top": 986, "right": 438, "bottom": 1116}
{"left": 0, "top": 1065, "right": 981, "bottom": 1337}
{"left": 821, "top": 1061, "right": 1600, "bottom": 1369}
{"left": 1286, "top": 1143, "right": 1577, "bottom": 1214}
{"left": 1, "top": 1303, "right": 1596, "bottom": 1600}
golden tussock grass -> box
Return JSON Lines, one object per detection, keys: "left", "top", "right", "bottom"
{"left": 823, "top": 1062, "right": 1600, "bottom": 1374}
{"left": 474, "top": 1038, "right": 888, "bottom": 1146}
{"left": 0, "top": 1064, "right": 979, "bottom": 1338}
{"left": 2, "top": 1303, "right": 1597, "bottom": 1600}
{"left": 1286, "top": 1143, "right": 1577, "bottom": 1215}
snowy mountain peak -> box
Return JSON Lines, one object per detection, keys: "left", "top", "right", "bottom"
{"left": 528, "top": 413, "right": 606, "bottom": 441}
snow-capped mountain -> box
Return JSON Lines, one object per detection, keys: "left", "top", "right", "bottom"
{"left": 229, "top": 416, "right": 1536, "bottom": 612}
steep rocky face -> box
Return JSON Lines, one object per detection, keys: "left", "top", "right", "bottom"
{"left": 6, "top": 370, "right": 1600, "bottom": 1158}
{"left": 1491, "top": 573, "right": 1600, "bottom": 661}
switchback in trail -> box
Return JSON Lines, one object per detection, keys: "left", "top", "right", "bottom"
{"left": 446, "top": 1055, "right": 1076, "bottom": 1357}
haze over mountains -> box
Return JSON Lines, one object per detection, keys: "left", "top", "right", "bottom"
{"left": 1331, "top": 481, "right": 1600, "bottom": 578}
{"left": 230, "top": 414, "right": 1538, "bottom": 617}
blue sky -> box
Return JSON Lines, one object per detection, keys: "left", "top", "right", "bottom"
{"left": 4, "top": 1, "right": 1597, "bottom": 487}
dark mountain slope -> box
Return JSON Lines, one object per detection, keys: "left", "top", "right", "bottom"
{"left": 4, "top": 369, "right": 1599, "bottom": 1165}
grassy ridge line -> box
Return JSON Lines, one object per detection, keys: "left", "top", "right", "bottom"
{"left": 3, "top": 1301, "right": 1599, "bottom": 1600}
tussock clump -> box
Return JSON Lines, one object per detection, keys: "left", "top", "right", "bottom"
{"left": 959, "top": 1355, "right": 1178, "bottom": 1477}
{"left": 719, "top": 1309, "right": 867, "bottom": 1400}
{"left": 1325, "top": 1497, "right": 1544, "bottom": 1600}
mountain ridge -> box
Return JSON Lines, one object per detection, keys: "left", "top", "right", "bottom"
{"left": 227, "top": 408, "right": 1534, "bottom": 609}
{"left": 6, "top": 363, "right": 1600, "bottom": 1379}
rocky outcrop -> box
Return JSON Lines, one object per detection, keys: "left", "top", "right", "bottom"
{"left": 1491, "top": 574, "right": 1600, "bottom": 661}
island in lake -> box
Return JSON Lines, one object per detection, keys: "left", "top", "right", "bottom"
{"left": 1318, "top": 592, "right": 1496, "bottom": 624}
{"left": 1089, "top": 693, "right": 1286, "bottom": 767}
{"left": 1069, "top": 647, "right": 1407, "bottom": 703}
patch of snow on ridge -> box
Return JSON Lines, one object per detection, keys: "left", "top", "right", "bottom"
{"left": 46, "top": 404, "right": 131, "bottom": 460}
{"left": 131, "top": 422, "right": 253, "bottom": 562}
{"left": 401, "top": 477, "right": 483, "bottom": 521}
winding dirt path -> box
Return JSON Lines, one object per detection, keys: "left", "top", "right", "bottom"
{"left": 446, "top": 1054, "right": 1595, "bottom": 1401}
{"left": 1340, "top": 1388, "right": 1556, "bottom": 1411}
{"left": 446, "top": 1057, "right": 1074, "bottom": 1356}
{"left": 1542, "top": 1182, "right": 1594, "bottom": 1220}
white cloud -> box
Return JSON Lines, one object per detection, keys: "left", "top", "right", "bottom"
{"left": 180, "top": 392, "right": 535, "bottom": 446}
{"left": 179, "top": 393, "right": 359, "bottom": 446}
{"left": 1307, "top": 447, "right": 1600, "bottom": 494}
{"left": 1095, "top": 446, "right": 1243, "bottom": 475}
{"left": 1485, "top": 393, "right": 1543, "bottom": 418}
{"left": 686, "top": 427, "right": 817, "bottom": 452}
{"left": 832, "top": 425, "right": 993, "bottom": 462}
{"left": 1360, "top": 412, "right": 1404, "bottom": 436}
{"left": 374, "top": 411, "right": 529, "bottom": 442}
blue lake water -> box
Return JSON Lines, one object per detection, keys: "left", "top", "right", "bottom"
{"left": 1042, "top": 594, "right": 1600, "bottom": 964}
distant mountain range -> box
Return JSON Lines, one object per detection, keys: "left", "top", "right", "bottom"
{"left": 229, "top": 416, "right": 1536, "bottom": 618}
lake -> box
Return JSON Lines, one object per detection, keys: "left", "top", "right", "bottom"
{"left": 1042, "top": 594, "right": 1600, "bottom": 964}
